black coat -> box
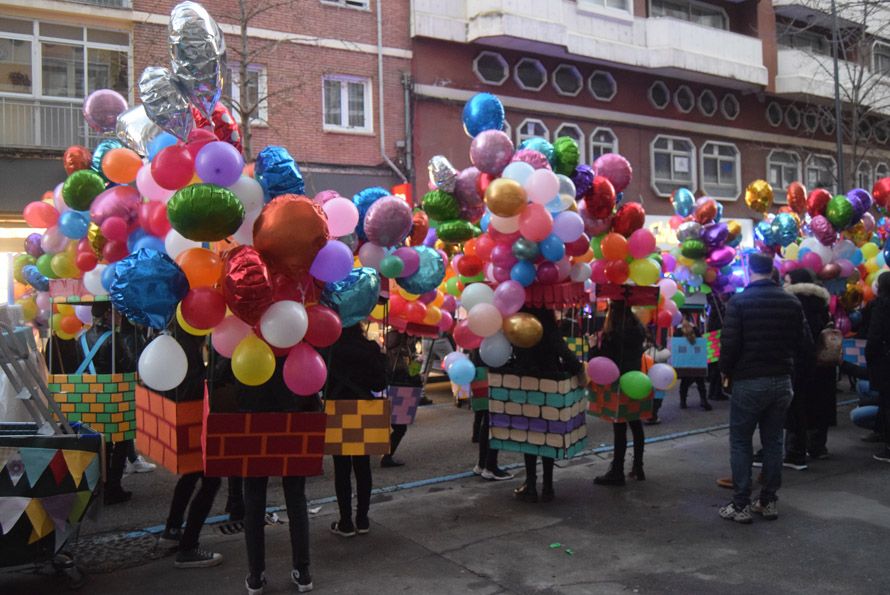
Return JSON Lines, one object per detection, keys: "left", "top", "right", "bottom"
{"left": 719, "top": 279, "right": 812, "bottom": 380}
{"left": 495, "top": 309, "right": 583, "bottom": 379}
{"left": 866, "top": 295, "right": 890, "bottom": 393}
{"left": 599, "top": 319, "right": 646, "bottom": 375}
{"left": 321, "top": 326, "right": 387, "bottom": 400}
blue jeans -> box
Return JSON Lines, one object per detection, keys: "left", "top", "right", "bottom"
{"left": 730, "top": 376, "right": 793, "bottom": 508}
{"left": 850, "top": 406, "right": 879, "bottom": 430}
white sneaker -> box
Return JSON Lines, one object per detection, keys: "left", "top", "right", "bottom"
{"left": 718, "top": 502, "right": 753, "bottom": 524}
{"left": 481, "top": 468, "right": 514, "bottom": 481}
{"left": 472, "top": 465, "right": 484, "bottom": 476}
{"left": 245, "top": 573, "right": 266, "bottom": 595}
{"left": 125, "top": 455, "right": 157, "bottom": 474}
{"left": 750, "top": 499, "right": 778, "bottom": 520}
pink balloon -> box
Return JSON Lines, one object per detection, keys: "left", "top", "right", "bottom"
{"left": 469, "top": 130, "right": 514, "bottom": 175}
{"left": 592, "top": 153, "right": 633, "bottom": 193}
{"left": 211, "top": 316, "right": 252, "bottom": 358}
{"left": 555, "top": 257, "right": 572, "bottom": 281}
{"left": 283, "top": 343, "right": 327, "bottom": 396}
{"left": 90, "top": 185, "right": 141, "bottom": 226}
{"left": 323, "top": 197, "right": 359, "bottom": 237}
{"left": 438, "top": 311, "right": 454, "bottom": 332}
{"left": 35, "top": 292, "right": 51, "bottom": 311}
{"left": 53, "top": 182, "right": 70, "bottom": 214}
{"left": 587, "top": 356, "right": 619, "bottom": 385}
{"left": 536, "top": 262, "right": 559, "bottom": 284}
{"left": 628, "top": 229, "right": 657, "bottom": 259}
{"left": 836, "top": 258, "right": 854, "bottom": 277}
{"left": 100, "top": 216, "right": 129, "bottom": 243}
{"left": 136, "top": 163, "right": 175, "bottom": 203}
{"left": 493, "top": 280, "right": 526, "bottom": 315}
{"left": 661, "top": 252, "right": 677, "bottom": 273}
{"left": 801, "top": 252, "right": 823, "bottom": 271}
{"left": 491, "top": 265, "right": 511, "bottom": 283}
{"left": 525, "top": 169, "right": 559, "bottom": 205}
{"left": 518, "top": 203, "right": 553, "bottom": 242}
{"left": 40, "top": 226, "right": 68, "bottom": 254}
{"left": 453, "top": 320, "right": 483, "bottom": 350}
{"left": 490, "top": 242, "right": 518, "bottom": 269}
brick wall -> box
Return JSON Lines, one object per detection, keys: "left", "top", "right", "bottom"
{"left": 135, "top": 386, "right": 203, "bottom": 475}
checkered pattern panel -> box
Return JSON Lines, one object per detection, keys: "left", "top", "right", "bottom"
{"left": 842, "top": 338, "right": 866, "bottom": 367}
{"left": 49, "top": 373, "right": 137, "bottom": 442}
{"left": 324, "top": 399, "right": 392, "bottom": 456}
{"left": 705, "top": 330, "right": 721, "bottom": 364}
{"left": 564, "top": 336, "right": 585, "bottom": 362}
{"left": 388, "top": 385, "right": 422, "bottom": 425}
{"left": 587, "top": 382, "right": 654, "bottom": 423}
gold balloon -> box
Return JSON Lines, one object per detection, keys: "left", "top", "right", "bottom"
{"left": 839, "top": 284, "right": 863, "bottom": 311}
{"left": 744, "top": 179, "right": 773, "bottom": 214}
{"left": 843, "top": 221, "right": 870, "bottom": 247}
{"left": 485, "top": 178, "right": 528, "bottom": 217}
{"left": 502, "top": 312, "right": 543, "bottom": 348}
{"left": 726, "top": 220, "right": 742, "bottom": 242}
{"left": 87, "top": 223, "right": 106, "bottom": 257}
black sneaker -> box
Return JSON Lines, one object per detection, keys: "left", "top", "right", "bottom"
{"left": 380, "top": 455, "right": 405, "bottom": 468}
{"left": 291, "top": 569, "right": 313, "bottom": 592}
{"left": 645, "top": 415, "right": 661, "bottom": 425}
{"left": 356, "top": 516, "right": 370, "bottom": 535}
{"left": 158, "top": 527, "right": 182, "bottom": 550}
{"left": 751, "top": 451, "right": 764, "bottom": 468}
{"left": 594, "top": 464, "right": 625, "bottom": 487}
{"left": 782, "top": 456, "right": 808, "bottom": 471}
{"left": 104, "top": 487, "right": 132, "bottom": 505}
{"left": 330, "top": 521, "right": 356, "bottom": 537}
{"left": 873, "top": 447, "right": 890, "bottom": 463}
{"left": 513, "top": 483, "right": 538, "bottom": 502}
{"left": 174, "top": 547, "right": 223, "bottom": 568}
{"left": 482, "top": 467, "right": 514, "bottom": 481}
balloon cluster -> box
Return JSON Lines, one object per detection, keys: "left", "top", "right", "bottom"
{"left": 587, "top": 356, "right": 676, "bottom": 399}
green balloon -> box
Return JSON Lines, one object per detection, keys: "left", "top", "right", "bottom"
{"left": 671, "top": 292, "right": 685, "bottom": 308}
{"left": 445, "top": 276, "right": 461, "bottom": 296}
{"left": 826, "top": 195, "right": 853, "bottom": 229}
{"left": 379, "top": 255, "right": 404, "bottom": 279}
{"left": 36, "top": 253, "right": 57, "bottom": 279}
{"left": 436, "top": 219, "right": 480, "bottom": 243}
{"left": 591, "top": 235, "right": 604, "bottom": 259}
{"left": 422, "top": 190, "right": 460, "bottom": 222}
{"left": 13, "top": 254, "right": 35, "bottom": 283}
{"left": 619, "top": 371, "right": 653, "bottom": 401}
{"left": 166, "top": 184, "right": 245, "bottom": 242}
{"left": 680, "top": 238, "right": 707, "bottom": 259}
{"left": 551, "top": 136, "right": 580, "bottom": 177}
{"left": 459, "top": 272, "right": 485, "bottom": 284}
{"left": 62, "top": 169, "right": 106, "bottom": 211}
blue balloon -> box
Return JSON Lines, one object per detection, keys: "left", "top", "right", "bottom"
{"left": 510, "top": 260, "right": 536, "bottom": 287}
{"left": 254, "top": 145, "right": 304, "bottom": 202}
{"left": 773, "top": 213, "right": 798, "bottom": 247}
{"left": 127, "top": 228, "right": 148, "bottom": 252}
{"left": 91, "top": 138, "right": 124, "bottom": 181}
{"left": 58, "top": 211, "right": 89, "bottom": 239}
{"left": 147, "top": 132, "right": 177, "bottom": 161}
{"left": 462, "top": 93, "right": 505, "bottom": 138}
{"left": 109, "top": 249, "right": 189, "bottom": 330}
{"left": 850, "top": 249, "right": 864, "bottom": 266}
{"left": 518, "top": 137, "right": 554, "bottom": 162}
{"left": 615, "top": 191, "right": 624, "bottom": 206}
{"left": 448, "top": 357, "right": 476, "bottom": 385}
{"left": 672, "top": 188, "right": 695, "bottom": 217}
{"left": 22, "top": 265, "right": 49, "bottom": 292}
{"left": 754, "top": 220, "right": 777, "bottom": 246}
{"left": 883, "top": 239, "right": 890, "bottom": 266}
{"left": 398, "top": 246, "right": 445, "bottom": 295}
{"left": 321, "top": 267, "right": 381, "bottom": 328}
{"left": 132, "top": 234, "right": 165, "bottom": 253}
{"left": 101, "top": 263, "right": 117, "bottom": 291}
{"left": 480, "top": 211, "right": 490, "bottom": 232}
{"left": 352, "top": 187, "right": 389, "bottom": 241}
{"left": 714, "top": 201, "right": 724, "bottom": 223}
{"left": 540, "top": 234, "right": 565, "bottom": 262}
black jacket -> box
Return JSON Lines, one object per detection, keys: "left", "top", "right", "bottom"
{"left": 719, "top": 279, "right": 812, "bottom": 380}
{"left": 495, "top": 309, "right": 583, "bottom": 379}
{"left": 599, "top": 321, "right": 646, "bottom": 375}
{"left": 322, "top": 326, "right": 387, "bottom": 400}
{"left": 866, "top": 296, "right": 890, "bottom": 393}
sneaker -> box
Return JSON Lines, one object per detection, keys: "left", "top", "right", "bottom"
{"left": 125, "top": 455, "right": 157, "bottom": 474}
{"left": 245, "top": 573, "right": 266, "bottom": 595}
{"left": 472, "top": 465, "right": 484, "bottom": 476}
{"left": 103, "top": 487, "right": 132, "bottom": 505}
{"left": 750, "top": 499, "right": 778, "bottom": 520}
{"left": 808, "top": 450, "right": 829, "bottom": 461}
{"left": 291, "top": 569, "right": 313, "bottom": 592}
{"left": 593, "top": 464, "right": 625, "bottom": 487}
{"left": 751, "top": 451, "right": 764, "bottom": 468}
{"left": 716, "top": 477, "right": 733, "bottom": 489}
{"left": 783, "top": 456, "right": 808, "bottom": 471}
{"left": 380, "top": 455, "right": 405, "bottom": 468}
{"left": 861, "top": 431, "right": 882, "bottom": 443}
{"left": 481, "top": 468, "right": 514, "bottom": 481}
{"left": 513, "top": 483, "right": 538, "bottom": 503}
{"left": 719, "top": 502, "right": 753, "bottom": 524}
{"left": 158, "top": 527, "right": 182, "bottom": 549}
{"left": 645, "top": 415, "right": 661, "bottom": 426}
{"left": 174, "top": 547, "right": 223, "bottom": 568}
{"left": 330, "top": 521, "right": 356, "bottom": 537}
{"left": 356, "top": 517, "right": 370, "bottom": 535}
{"left": 873, "top": 447, "right": 890, "bottom": 463}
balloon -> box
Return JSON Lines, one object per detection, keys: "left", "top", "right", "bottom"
{"left": 810, "top": 215, "right": 836, "bottom": 246}
{"left": 462, "top": 92, "right": 505, "bottom": 137}
{"left": 139, "top": 334, "right": 188, "bottom": 391}
{"left": 62, "top": 169, "right": 105, "bottom": 211}
{"left": 398, "top": 246, "right": 446, "bottom": 295}
{"left": 593, "top": 153, "right": 633, "bottom": 193}
{"left": 255, "top": 145, "right": 304, "bottom": 201}
{"left": 23, "top": 202, "right": 58, "bottom": 230}
{"left": 138, "top": 66, "right": 193, "bottom": 140}
{"left": 195, "top": 141, "right": 244, "bottom": 186}
{"left": 152, "top": 144, "right": 195, "bottom": 190}
{"left": 448, "top": 357, "right": 476, "bottom": 385}
{"left": 786, "top": 181, "right": 807, "bottom": 215}
{"left": 551, "top": 136, "right": 580, "bottom": 177}
{"left": 502, "top": 161, "right": 535, "bottom": 185}
{"left": 83, "top": 89, "right": 127, "bottom": 133}
{"left": 460, "top": 284, "right": 494, "bottom": 312}
{"left": 491, "top": 280, "right": 525, "bottom": 315}
{"left": 210, "top": 316, "right": 251, "bottom": 358}
{"left": 176, "top": 303, "right": 211, "bottom": 336}
{"left": 427, "top": 154, "right": 458, "bottom": 193}
{"left": 58, "top": 211, "right": 89, "bottom": 240}
{"left": 63, "top": 146, "right": 92, "bottom": 175}
{"left": 178, "top": 285, "right": 225, "bottom": 329}
{"left": 323, "top": 197, "right": 360, "bottom": 237}
{"left": 83, "top": 265, "right": 107, "bottom": 296}
{"left": 539, "top": 234, "right": 565, "bottom": 262}
{"left": 510, "top": 260, "right": 536, "bottom": 287}
{"left": 583, "top": 176, "right": 616, "bottom": 219}
{"left": 165, "top": 183, "right": 245, "bottom": 242}
{"left": 254, "top": 195, "right": 329, "bottom": 277}
{"left": 467, "top": 303, "right": 503, "bottom": 337}
{"left": 604, "top": 259, "right": 629, "bottom": 284}
{"left": 671, "top": 188, "right": 695, "bottom": 217}
{"left": 807, "top": 188, "right": 832, "bottom": 217}
{"left": 310, "top": 239, "right": 354, "bottom": 283}
{"left": 619, "top": 371, "right": 653, "bottom": 400}
{"left": 321, "top": 267, "right": 380, "bottom": 327}
{"left": 873, "top": 177, "right": 890, "bottom": 209}
{"left": 773, "top": 212, "right": 799, "bottom": 247}
{"left": 745, "top": 179, "right": 773, "bottom": 213}
{"left": 379, "top": 255, "right": 404, "bottom": 279}
{"left": 222, "top": 246, "right": 274, "bottom": 326}
{"left": 629, "top": 258, "right": 660, "bottom": 286}
{"left": 364, "top": 196, "right": 413, "bottom": 247}
{"left": 600, "top": 233, "right": 628, "bottom": 261}
{"left": 232, "top": 334, "right": 276, "bottom": 386}
{"left": 450, "top": 320, "right": 480, "bottom": 351}
{"left": 518, "top": 203, "right": 553, "bottom": 242}
{"left": 422, "top": 190, "right": 460, "bottom": 222}
{"left": 512, "top": 237, "right": 540, "bottom": 261}
{"left": 648, "top": 363, "right": 677, "bottom": 391}
{"left": 115, "top": 104, "right": 163, "bottom": 157}
{"left": 135, "top": 164, "right": 174, "bottom": 203}
{"left": 588, "top": 356, "right": 620, "bottom": 385}
{"left": 502, "top": 312, "right": 543, "bottom": 348}
{"left": 109, "top": 249, "right": 189, "bottom": 329}
{"left": 552, "top": 211, "right": 584, "bottom": 243}
{"left": 74, "top": 305, "right": 93, "bottom": 325}
{"left": 612, "top": 202, "right": 646, "bottom": 237}
{"left": 100, "top": 147, "right": 142, "bottom": 185}
{"left": 283, "top": 343, "right": 327, "bottom": 396}
{"left": 469, "top": 130, "right": 514, "bottom": 175}
{"left": 476, "top": 331, "right": 511, "bottom": 367}
{"left": 525, "top": 169, "right": 560, "bottom": 205}
{"left": 259, "top": 300, "right": 309, "bottom": 348}
{"left": 825, "top": 195, "right": 854, "bottom": 229}
{"left": 304, "top": 305, "right": 342, "bottom": 348}
{"left": 191, "top": 102, "right": 242, "bottom": 152}
{"left": 628, "top": 229, "right": 656, "bottom": 259}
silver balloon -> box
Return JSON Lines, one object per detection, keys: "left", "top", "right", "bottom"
{"left": 676, "top": 221, "right": 703, "bottom": 242}
{"left": 115, "top": 104, "right": 163, "bottom": 156}
{"left": 138, "top": 66, "right": 193, "bottom": 140}
{"left": 169, "top": 1, "right": 226, "bottom": 119}
{"left": 428, "top": 155, "right": 458, "bottom": 193}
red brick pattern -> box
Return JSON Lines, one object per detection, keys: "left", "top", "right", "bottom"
{"left": 135, "top": 386, "right": 204, "bottom": 475}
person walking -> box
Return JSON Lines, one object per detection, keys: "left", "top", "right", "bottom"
{"left": 718, "top": 253, "right": 812, "bottom": 523}
{"left": 865, "top": 271, "right": 890, "bottom": 463}
{"left": 676, "top": 315, "right": 712, "bottom": 411}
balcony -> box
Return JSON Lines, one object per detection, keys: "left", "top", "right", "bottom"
{"left": 0, "top": 98, "right": 98, "bottom": 151}
{"left": 65, "top": 0, "right": 132, "bottom": 7}
{"left": 412, "top": 0, "right": 768, "bottom": 88}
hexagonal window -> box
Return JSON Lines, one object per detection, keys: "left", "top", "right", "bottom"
{"left": 698, "top": 90, "right": 717, "bottom": 117}
{"left": 514, "top": 58, "right": 547, "bottom": 91}
{"left": 858, "top": 118, "right": 873, "bottom": 142}
{"left": 473, "top": 51, "right": 509, "bottom": 86}
{"left": 555, "top": 123, "right": 586, "bottom": 164}
{"left": 766, "top": 102, "right": 783, "bottom": 127}
{"left": 875, "top": 123, "right": 889, "bottom": 144}
{"left": 803, "top": 109, "right": 819, "bottom": 133}
{"left": 876, "top": 162, "right": 890, "bottom": 179}
{"left": 721, "top": 94, "right": 740, "bottom": 120}
{"left": 589, "top": 70, "right": 617, "bottom": 101}
{"left": 821, "top": 110, "right": 836, "bottom": 135}
{"left": 648, "top": 81, "right": 670, "bottom": 110}
{"left": 674, "top": 85, "right": 695, "bottom": 113}
{"left": 785, "top": 105, "right": 801, "bottom": 130}
{"left": 552, "top": 64, "right": 583, "bottom": 97}
{"left": 502, "top": 119, "right": 512, "bottom": 139}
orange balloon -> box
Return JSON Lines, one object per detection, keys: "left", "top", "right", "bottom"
{"left": 176, "top": 247, "right": 223, "bottom": 288}
{"left": 786, "top": 181, "right": 807, "bottom": 216}
{"left": 59, "top": 315, "right": 81, "bottom": 335}
{"left": 600, "top": 233, "right": 629, "bottom": 261}
{"left": 102, "top": 148, "right": 142, "bottom": 184}
{"left": 575, "top": 248, "right": 595, "bottom": 264}
{"left": 253, "top": 195, "right": 330, "bottom": 278}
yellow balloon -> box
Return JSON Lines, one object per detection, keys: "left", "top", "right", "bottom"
{"left": 56, "top": 303, "right": 74, "bottom": 316}
{"left": 744, "top": 179, "right": 773, "bottom": 213}
{"left": 56, "top": 329, "right": 76, "bottom": 341}
{"left": 502, "top": 312, "right": 544, "bottom": 348}
{"left": 231, "top": 334, "right": 276, "bottom": 386}
{"left": 865, "top": 259, "right": 879, "bottom": 274}
{"left": 397, "top": 286, "right": 420, "bottom": 301}
{"left": 18, "top": 298, "right": 37, "bottom": 322}
{"left": 422, "top": 305, "right": 443, "bottom": 326}
{"left": 51, "top": 313, "right": 64, "bottom": 333}
{"left": 629, "top": 258, "right": 660, "bottom": 286}
{"left": 485, "top": 178, "right": 528, "bottom": 217}
{"left": 861, "top": 242, "right": 879, "bottom": 260}
{"left": 784, "top": 243, "right": 799, "bottom": 261}
{"left": 371, "top": 304, "right": 386, "bottom": 319}
{"left": 176, "top": 304, "right": 212, "bottom": 336}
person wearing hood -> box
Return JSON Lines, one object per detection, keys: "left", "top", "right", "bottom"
{"left": 865, "top": 271, "right": 890, "bottom": 463}
{"left": 782, "top": 269, "right": 836, "bottom": 467}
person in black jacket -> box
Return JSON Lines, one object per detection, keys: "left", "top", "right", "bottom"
{"left": 706, "top": 292, "right": 729, "bottom": 401}
{"left": 718, "top": 253, "right": 812, "bottom": 524}
{"left": 323, "top": 323, "right": 387, "bottom": 536}
{"left": 865, "top": 271, "right": 890, "bottom": 463}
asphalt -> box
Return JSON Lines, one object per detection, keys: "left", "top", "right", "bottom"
{"left": 3, "top": 385, "right": 888, "bottom": 595}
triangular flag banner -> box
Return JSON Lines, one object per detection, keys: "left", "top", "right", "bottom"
{"left": 19, "top": 448, "right": 57, "bottom": 488}
{"left": 48, "top": 450, "right": 69, "bottom": 486}
{"left": 67, "top": 491, "right": 92, "bottom": 525}
{"left": 24, "top": 498, "right": 53, "bottom": 544}
{"left": 41, "top": 493, "right": 75, "bottom": 536}
{"left": 61, "top": 450, "right": 96, "bottom": 489}
{"left": 82, "top": 455, "right": 100, "bottom": 491}
{"left": 0, "top": 446, "right": 16, "bottom": 472}
{"left": 6, "top": 454, "right": 25, "bottom": 487}
{"left": 0, "top": 497, "right": 30, "bottom": 535}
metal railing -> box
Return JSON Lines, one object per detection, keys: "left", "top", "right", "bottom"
{"left": 0, "top": 97, "right": 102, "bottom": 150}
{"left": 64, "top": 0, "right": 132, "bottom": 8}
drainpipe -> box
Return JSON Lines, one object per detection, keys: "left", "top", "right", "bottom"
{"left": 376, "top": 0, "right": 407, "bottom": 183}
{"left": 401, "top": 71, "right": 413, "bottom": 179}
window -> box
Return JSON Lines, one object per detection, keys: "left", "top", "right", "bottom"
{"left": 502, "top": 120, "right": 512, "bottom": 139}
{"left": 556, "top": 123, "right": 586, "bottom": 164}
{"left": 872, "top": 41, "right": 890, "bottom": 74}
{"left": 785, "top": 105, "right": 801, "bottom": 130}
{"left": 778, "top": 27, "right": 831, "bottom": 56}
{"left": 516, "top": 118, "right": 549, "bottom": 145}
{"left": 588, "top": 70, "right": 617, "bottom": 101}
{"left": 648, "top": 81, "right": 670, "bottom": 110}
{"left": 875, "top": 123, "right": 889, "bottom": 144}
{"left": 473, "top": 51, "right": 509, "bottom": 86}
{"left": 590, "top": 127, "right": 618, "bottom": 161}
{"left": 766, "top": 102, "right": 783, "bottom": 127}
{"left": 721, "top": 94, "right": 740, "bottom": 120}
{"left": 803, "top": 109, "right": 819, "bottom": 133}
{"left": 651, "top": 135, "right": 696, "bottom": 196}
{"left": 857, "top": 118, "right": 872, "bottom": 142}
{"left": 766, "top": 150, "right": 801, "bottom": 196}
{"left": 225, "top": 64, "right": 268, "bottom": 124}
{"left": 650, "top": 0, "right": 728, "bottom": 30}
{"left": 700, "top": 142, "right": 740, "bottom": 199}
{"left": 857, "top": 161, "right": 873, "bottom": 191}
{"left": 821, "top": 110, "right": 835, "bottom": 135}
{"left": 320, "top": 0, "right": 369, "bottom": 9}
{"left": 579, "top": 0, "right": 630, "bottom": 11}
{"left": 805, "top": 154, "right": 837, "bottom": 194}
{"left": 674, "top": 85, "right": 694, "bottom": 113}
{"left": 323, "top": 75, "right": 372, "bottom": 133}
{"left": 876, "top": 162, "right": 889, "bottom": 180}
{"left": 514, "top": 58, "right": 547, "bottom": 91}
{"left": 552, "top": 64, "right": 583, "bottom": 96}
{"left": 698, "top": 90, "right": 717, "bottom": 117}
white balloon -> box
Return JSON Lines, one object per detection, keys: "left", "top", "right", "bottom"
{"left": 259, "top": 300, "right": 308, "bottom": 348}
{"left": 489, "top": 214, "right": 520, "bottom": 233}
{"left": 570, "top": 262, "right": 592, "bottom": 283}
{"left": 139, "top": 334, "right": 187, "bottom": 391}
{"left": 479, "top": 331, "right": 512, "bottom": 367}
{"left": 228, "top": 176, "right": 265, "bottom": 215}
{"left": 501, "top": 161, "right": 534, "bottom": 185}
{"left": 165, "top": 229, "right": 201, "bottom": 259}
{"left": 467, "top": 303, "right": 503, "bottom": 338}
{"left": 460, "top": 282, "right": 495, "bottom": 311}
{"left": 232, "top": 211, "right": 258, "bottom": 246}
{"left": 83, "top": 265, "right": 108, "bottom": 296}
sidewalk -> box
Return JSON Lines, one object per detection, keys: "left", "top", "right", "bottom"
{"left": 4, "top": 404, "right": 887, "bottom": 594}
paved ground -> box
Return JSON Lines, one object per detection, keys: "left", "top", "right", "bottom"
{"left": 3, "top": 386, "right": 886, "bottom": 595}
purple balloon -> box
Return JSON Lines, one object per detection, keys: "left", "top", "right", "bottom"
{"left": 536, "top": 261, "right": 559, "bottom": 285}
{"left": 592, "top": 153, "right": 633, "bottom": 193}
{"left": 194, "top": 141, "right": 244, "bottom": 186}
{"left": 24, "top": 233, "right": 44, "bottom": 258}
{"left": 706, "top": 246, "right": 736, "bottom": 268}
{"left": 510, "top": 149, "right": 550, "bottom": 170}
{"left": 394, "top": 247, "right": 420, "bottom": 277}
{"left": 572, "top": 164, "right": 595, "bottom": 200}
{"left": 454, "top": 167, "right": 485, "bottom": 222}
{"left": 310, "top": 239, "right": 354, "bottom": 283}
{"left": 811, "top": 215, "right": 836, "bottom": 246}
{"left": 363, "top": 196, "right": 412, "bottom": 247}
{"left": 490, "top": 243, "right": 518, "bottom": 269}
{"left": 314, "top": 190, "right": 340, "bottom": 206}
{"left": 702, "top": 223, "right": 729, "bottom": 248}
{"left": 847, "top": 188, "right": 872, "bottom": 215}
{"left": 423, "top": 227, "right": 438, "bottom": 247}
{"left": 83, "top": 89, "right": 128, "bottom": 133}
{"left": 418, "top": 290, "right": 438, "bottom": 304}
{"left": 90, "top": 185, "right": 141, "bottom": 226}
{"left": 493, "top": 280, "right": 526, "bottom": 315}
{"left": 469, "top": 130, "right": 514, "bottom": 175}
{"left": 491, "top": 265, "right": 511, "bottom": 283}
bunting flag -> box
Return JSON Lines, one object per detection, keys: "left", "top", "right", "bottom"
{"left": 19, "top": 448, "right": 57, "bottom": 488}
{"left": 24, "top": 498, "right": 53, "bottom": 544}
{"left": 48, "top": 450, "right": 70, "bottom": 486}
{"left": 82, "top": 455, "right": 100, "bottom": 490}
{"left": 0, "top": 446, "right": 16, "bottom": 473}
{"left": 41, "top": 493, "right": 75, "bottom": 551}
{"left": 61, "top": 450, "right": 96, "bottom": 489}
{"left": 0, "top": 496, "right": 30, "bottom": 535}
{"left": 6, "top": 453, "right": 25, "bottom": 487}
{"left": 67, "top": 491, "right": 92, "bottom": 525}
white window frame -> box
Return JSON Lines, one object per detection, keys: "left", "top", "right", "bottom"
{"left": 874, "top": 123, "right": 889, "bottom": 144}
{"left": 502, "top": 119, "right": 512, "bottom": 139}
{"left": 673, "top": 85, "right": 695, "bottom": 113}
{"left": 803, "top": 109, "right": 819, "bottom": 133}
{"left": 552, "top": 64, "right": 583, "bottom": 97}
{"left": 821, "top": 111, "right": 836, "bottom": 135}
{"left": 699, "top": 141, "right": 741, "bottom": 200}
{"left": 577, "top": 0, "right": 633, "bottom": 16}
{"left": 588, "top": 70, "right": 618, "bottom": 101}
{"left": 590, "top": 127, "right": 618, "bottom": 162}
{"left": 856, "top": 161, "right": 873, "bottom": 190}
{"left": 555, "top": 123, "right": 586, "bottom": 165}
{"left": 514, "top": 58, "right": 547, "bottom": 92}
{"left": 857, "top": 118, "right": 873, "bottom": 142}
{"left": 785, "top": 105, "right": 801, "bottom": 130}
{"left": 648, "top": 81, "right": 670, "bottom": 110}
{"left": 649, "top": 0, "right": 729, "bottom": 30}
{"left": 721, "top": 94, "right": 740, "bottom": 120}
{"left": 322, "top": 74, "right": 373, "bottom": 134}
{"left": 876, "top": 162, "right": 889, "bottom": 180}
{"left": 766, "top": 150, "right": 802, "bottom": 201}
{"left": 805, "top": 153, "right": 837, "bottom": 194}
{"left": 872, "top": 41, "right": 890, "bottom": 76}
{"left": 765, "top": 102, "right": 783, "bottom": 127}
{"left": 472, "top": 51, "right": 509, "bottom": 86}
{"left": 227, "top": 63, "right": 268, "bottom": 126}
{"left": 698, "top": 89, "right": 717, "bottom": 117}
{"left": 319, "top": 0, "right": 370, "bottom": 11}
{"left": 516, "top": 118, "right": 550, "bottom": 146}
{"left": 650, "top": 135, "right": 697, "bottom": 197}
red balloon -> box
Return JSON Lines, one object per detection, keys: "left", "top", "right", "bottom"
{"left": 405, "top": 301, "right": 427, "bottom": 323}
{"left": 787, "top": 181, "right": 807, "bottom": 215}
{"left": 102, "top": 240, "right": 129, "bottom": 263}
{"left": 151, "top": 144, "right": 195, "bottom": 190}
{"left": 63, "top": 145, "right": 92, "bottom": 175}
{"left": 656, "top": 309, "right": 673, "bottom": 328}
{"left": 693, "top": 197, "right": 717, "bottom": 225}
{"left": 583, "top": 176, "right": 616, "bottom": 219}
{"left": 536, "top": 262, "right": 559, "bottom": 284}
{"left": 148, "top": 203, "right": 171, "bottom": 237}
{"left": 75, "top": 251, "right": 98, "bottom": 272}
{"left": 476, "top": 172, "right": 495, "bottom": 198}
{"left": 192, "top": 103, "right": 243, "bottom": 153}
{"left": 565, "top": 233, "right": 590, "bottom": 257}
{"left": 181, "top": 287, "right": 226, "bottom": 329}
{"left": 453, "top": 319, "right": 483, "bottom": 350}
{"left": 806, "top": 188, "right": 832, "bottom": 217}
{"left": 457, "top": 254, "right": 484, "bottom": 277}
{"left": 611, "top": 202, "right": 646, "bottom": 238}
{"left": 222, "top": 245, "right": 274, "bottom": 326}
{"left": 873, "top": 177, "right": 890, "bottom": 209}
{"left": 590, "top": 259, "right": 609, "bottom": 285}
{"left": 304, "top": 305, "right": 342, "bottom": 348}
{"left": 185, "top": 128, "right": 218, "bottom": 159}
{"left": 389, "top": 294, "right": 407, "bottom": 318}
{"left": 474, "top": 234, "right": 495, "bottom": 262}
{"left": 604, "top": 260, "right": 629, "bottom": 284}
{"left": 253, "top": 195, "right": 330, "bottom": 278}
{"left": 100, "top": 216, "right": 128, "bottom": 243}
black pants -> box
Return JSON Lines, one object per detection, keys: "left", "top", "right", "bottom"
{"left": 707, "top": 363, "right": 722, "bottom": 398}
{"left": 473, "top": 410, "right": 499, "bottom": 470}
{"left": 881, "top": 389, "right": 890, "bottom": 447}
{"left": 523, "top": 454, "right": 554, "bottom": 490}
{"left": 333, "top": 455, "right": 372, "bottom": 526}
{"left": 389, "top": 424, "right": 407, "bottom": 457}
{"left": 243, "top": 477, "right": 310, "bottom": 579}
{"left": 226, "top": 477, "right": 244, "bottom": 520}
{"left": 105, "top": 440, "right": 128, "bottom": 491}
{"left": 613, "top": 420, "right": 644, "bottom": 466}
{"left": 165, "top": 472, "right": 222, "bottom": 550}
{"left": 680, "top": 377, "right": 707, "bottom": 402}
